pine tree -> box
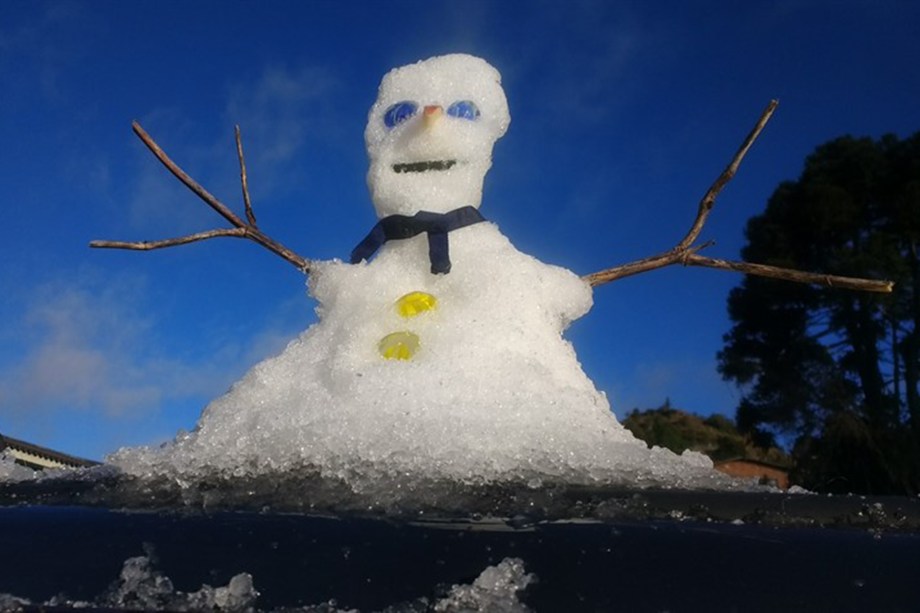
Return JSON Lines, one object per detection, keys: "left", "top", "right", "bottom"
{"left": 718, "top": 132, "right": 920, "bottom": 494}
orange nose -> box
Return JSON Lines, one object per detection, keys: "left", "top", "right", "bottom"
{"left": 423, "top": 105, "right": 443, "bottom": 128}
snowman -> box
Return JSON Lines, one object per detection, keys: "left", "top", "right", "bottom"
{"left": 113, "top": 54, "right": 723, "bottom": 491}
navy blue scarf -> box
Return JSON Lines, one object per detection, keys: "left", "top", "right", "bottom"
{"left": 350, "top": 206, "right": 485, "bottom": 274}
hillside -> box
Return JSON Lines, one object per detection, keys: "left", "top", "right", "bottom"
{"left": 622, "top": 402, "right": 792, "bottom": 467}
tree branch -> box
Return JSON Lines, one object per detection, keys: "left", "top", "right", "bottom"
{"left": 90, "top": 122, "right": 311, "bottom": 273}
{"left": 683, "top": 253, "right": 894, "bottom": 293}
{"left": 678, "top": 100, "right": 778, "bottom": 252}
{"left": 90, "top": 228, "right": 249, "bottom": 250}
{"left": 131, "top": 121, "right": 244, "bottom": 228}
{"left": 583, "top": 100, "right": 894, "bottom": 294}
{"left": 235, "top": 125, "right": 257, "bottom": 228}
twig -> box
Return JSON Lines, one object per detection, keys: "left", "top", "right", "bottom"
{"left": 131, "top": 122, "right": 242, "bottom": 228}
{"left": 91, "top": 228, "right": 248, "bottom": 250}
{"left": 90, "top": 122, "right": 310, "bottom": 273}
{"left": 683, "top": 254, "right": 894, "bottom": 293}
{"left": 678, "top": 100, "right": 778, "bottom": 252}
{"left": 583, "top": 100, "right": 894, "bottom": 294}
{"left": 235, "top": 125, "right": 257, "bottom": 227}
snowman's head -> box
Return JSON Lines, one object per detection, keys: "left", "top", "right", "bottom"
{"left": 365, "top": 54, "right": 510, "bottom": 218}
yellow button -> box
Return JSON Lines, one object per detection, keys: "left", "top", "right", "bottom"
{"left": 395, "top": 291, "right": 438, "bottom": 318}
{"left": 378, "top": 331, "right": 421, "bottom": 360}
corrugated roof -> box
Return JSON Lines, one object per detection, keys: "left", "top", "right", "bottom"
{"left": 0, "top": 433, "right": 100, "bottom": 470}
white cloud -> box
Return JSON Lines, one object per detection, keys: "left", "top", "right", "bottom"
{"left": 122, "top": 62, "right": 339, "bottom": 239}
{"left": 0, "top": 273, "right": 308, "bottom": 422}
{"left": 509, "top": 1, "right": 649, "bottom": 127}
{"left": 0, "top": 2, "right": 92, "bottom": 103}
{"left": 0, "top": 276, "right": 158, "bottom": 416}
{"left": 225, "top": 65, "right": 333, "bottom": 161}
{"left": 222, "top": 63, "right": 339, "bottom": 199}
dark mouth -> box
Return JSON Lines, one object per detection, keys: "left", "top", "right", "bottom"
{"left": 392, "top": 160, "right": 457, "bottom": 173}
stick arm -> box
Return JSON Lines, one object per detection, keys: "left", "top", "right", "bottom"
{"left": 582, "top": 101, "right": 893, "bottom": 294}
{"left": 90, "top": 122, "right": 311, "bottom": 274}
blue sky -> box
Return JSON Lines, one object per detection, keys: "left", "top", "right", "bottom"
{"left": 1, "top": 1, "right": 918, "bottom": 461}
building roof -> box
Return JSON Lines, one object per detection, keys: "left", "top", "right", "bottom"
{"left": 714, "top": 457, "right": 793, "bottom": 472}
{"left": 0, "top": 433, "right": 100, "bottom": 471}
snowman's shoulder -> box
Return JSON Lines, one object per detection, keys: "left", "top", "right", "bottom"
{"left": 472, "top": 224, "right": 587, "bottom": 278}
{"left": 455, "top": 222, "right": 592, "bottom": 309}
{"left": 307, "top": 258, "right": 350, "bottom": 287}
{"left": 307, "top": 258, "right": 374, "bottom": 301}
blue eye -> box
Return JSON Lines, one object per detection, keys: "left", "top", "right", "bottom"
{"left": 447, "top": 100, "right": 480, "bottom": 120}
{"left": 383, "top": 101, "right": 418, "bottom": 128}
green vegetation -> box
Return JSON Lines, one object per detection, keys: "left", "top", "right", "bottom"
{"left": 622, "top": 400, "right": 791, "bottom": 466}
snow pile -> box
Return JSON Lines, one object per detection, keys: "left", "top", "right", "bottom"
{"left": 110, "top": 54, "right": 734, "bottom": 498}
{"left": 0, "top": 553, "right": 258, "bottom": 612}
{"left": 0, "top": 553, "right": 532, "bottom": 612}
{"left": 434, "top": 557, "right": 533, "bottom": 613}
{"left": 102, "top": 554, "right": 258, "bottom": 612}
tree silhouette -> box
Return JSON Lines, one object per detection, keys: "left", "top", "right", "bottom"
{"left": 719, "top": 132, "right": 920, "bottom": 494}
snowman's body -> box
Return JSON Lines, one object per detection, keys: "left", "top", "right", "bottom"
{"left": 114, "top": 55, "right": 727, "bottom": 491}
{"left": 182, "top": 219, "right": 641, "bottom": 482}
